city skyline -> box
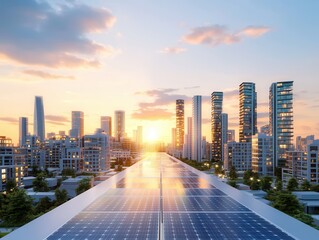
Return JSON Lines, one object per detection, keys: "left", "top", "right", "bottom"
{"left": 1, "top": 0, "right": 319, "bottom": 144}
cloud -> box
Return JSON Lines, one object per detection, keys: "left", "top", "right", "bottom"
{"left": 131, "top": 108, "right": 174, "bottom": 121}
{"left": 0, "top": 0, "right": 117, "bottom": 68}
{"left": 22, "top": 70, "right": 75, "bottom": 80}
{"left": 184, "top": 86, "right": 200, "bottom": 90}
{"left": 45, "top": 115, "right": 69, "bottom": 126}
{"left": 0, "top": 117, "right": 18, "bottom": 124}
{"left": 183, "top": 25, "right": 270, "bottom": 46}
{"left": 161, "top": 47, "right": 186, "bottom": 54}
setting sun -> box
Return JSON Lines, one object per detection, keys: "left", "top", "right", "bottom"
{"left": 145, "top": 127, "right": 160, "bottom": 142}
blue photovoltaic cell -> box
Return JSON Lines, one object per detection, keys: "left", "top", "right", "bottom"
{"left": 163, "top": 188, "right": 225, "bottom": 196}
{"left": 47, "top": 212, "right": 159, "bottom": 240}
{"left": 164, "top": 196, "right": 249, "bottom": 212}
{"left": 164, "top": 212, "right": 294, "bottom": 240}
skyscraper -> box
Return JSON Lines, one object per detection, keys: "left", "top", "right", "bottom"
{"left": 183, "top": 117, "right": 192, "bottom": 160}
{"left": 34, "top": 96, "right": 45, "bottom": 141}
{"left": 239, "top": 82, "right": 257, "bottom": 143}
{"left": 70, "top": 111, "right": 84, "bottom": 138}
{"left": 19, "top": 117, "right": 28, "bottom": 146}
{"left": 101, "top": 116, "right": 112, "bottom": 136}
{"left": 221, "top": 113, "right": 228, "bottom": 162}
{"left": 192, "top": 96, "right": 202, "bottom": 162}
{"left": 270, "top": 81, "right": 294, "bottom": 169}
{"left": 211, "top": 92, "right": 223, "bottom": 162}
{"left": 114, "top": 110, "right": 125, "bottom": 142}
{"left": 176, "top": 99, "right": 184, "bottom": 150}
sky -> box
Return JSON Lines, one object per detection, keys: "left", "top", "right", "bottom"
{"left": 0, "top": 0, "right": 319, "bottom": 145}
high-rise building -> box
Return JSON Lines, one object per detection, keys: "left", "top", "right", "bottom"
{"left": 260, "top": 125, "right": 270, "bottom": 135}
{"left": 176, "top": 99, "right": 184, "bottom": 150}
{"left": 192, "top": 96, "right": 202, "bottom": 162}
{"left": 221, "top": 113, "right": 228, "bottom": 163}
{"left": 239, "top": 82, "right": 257, "bottom": 143}
{"left": 211, "top": 92, "right": 223, "bottom": 162}
{"left": 270, "top": 81, "right": 294, "bottom": 169}
{"left": 19, "top": 117, "right": 28, "bottom": 147}
{"left": 224, "top": 142, "right": 252, "bottom": 171}
{"left": 252, "top": 133, "right": 273, "bottom": 176}
{"left": 34, "top": 96, "right": 45, "bottom": 141}
{"left": 70, "top": 111, "right": 84, "bottom": 139}
{"left": 114, "top": 111, "right": 125, "bottom": 142}
{"left": 183, "top": 117, "right": 192, "bottom": 160}
{"left": 296, "top": 135, "right": 314, "bottom": 151}
{"left": 227, "top": 130, "right": 235, "bottom": 142}
{"left": 307, "top": 140, "right": 319, "bottom": 184}
{"left": 101, "top": 116, "right": 112, "bottom": 136}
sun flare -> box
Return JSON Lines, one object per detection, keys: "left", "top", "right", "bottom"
{"left": 145, "top": 127, "right": 160, "bottom": 142}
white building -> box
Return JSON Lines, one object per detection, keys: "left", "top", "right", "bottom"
{"left": 70, "top": 111, "right": 84, "bottom": 139}
{"left": 192, "top": 96, "right": 202, "bottom": 162}
{"left": 221, "top": 113, "right": 228, "bottom": 163}
{"left": 83, "top": 131, "right": 110, "bottom": 172}
{"left": 182, "top": 117, "right": 192, "bottom": 160}
{"left": 296, "top": 135, "right": 314, "bottom": 151}
{"left": 307, "top": 140, "right": 319, "bottom": 184}
{"left": 252, "top": 134, "right": 273, "bottom": 176}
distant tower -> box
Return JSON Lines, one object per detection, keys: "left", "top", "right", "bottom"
{"left": 101, "top": 116, "right": 112, "bottom": 136}
{"left": 192, "top": 96, "right": 202, "bottom": 162}
{"left": 70, "top": 111, "right": 84, "bottom": 138}
{"left": 221, "top": 113, "right": 228, "bottom": 162}
{"left": 270, "top": 81, "right": 294, "bottom": 169}
{"left": 19, "top": 117, "right": 28, "bottom": 146}
{"left": 34, "top": 96, "right": 45, "bottom": 141}
{"left": 211, "top": 92, "right": 223, "bottom": 162}
{"left": 183, "top": 117, "right": 192, "bottom": 160}
{"left": 239, "top": 82, "right": 257, "bottom": 142}
{"left": 114, "top": 111, "right": 125, "bottom": 142}
{"left": 176, "top": 99, "right": 185, "bottom": 150}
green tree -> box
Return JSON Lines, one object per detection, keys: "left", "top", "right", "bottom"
{"left": 1, "top": 189, "right": 33, "bottom": 226}
{"left": 34, "top": 197, "right": 53, "bottom": 215}
{"left": 250, "top": 180, "right": 260, "bottom": 190}
{"left": 243, "top": 170, "right": 253, "bottom": 185}
{"left": 227, "top": 180, "right": 237, "bottom": 188}
{"left": 61, "top": 168, "right": 76, "bottom": 178}
{"left": 33, "top": 173, "right": 49, "bottom": 192}
{"left": 301, "top": 179, "right": 311, "bottom": 191}
{"left": 5, "top": 179, "right": 18, "bottom": 193}
{"left": 271, "top": 192, "right": 302, "bottom": 215}
{"left": 310, "top": 184, "right": 319, "bottom": 192}
{"left": 260, "top": 176, "right": 272, "bottom": 191}
{"left": 55, "top": 189, "right": 68, "bottom": 206}
{"left": 274, "top": 167, "right": 282, "bottom": 179}
{"left": 31, "top": 165, "right": 41, "bottom": 176}
{"left": 76, "top": 178, "right": 91, "bottom": 195}
{"left": 287, "top": 178, "right": 298, "bottom": 192}
{"left": 229, "top": 166, "right": 237, "bottom": 180}
{"left": 275, "top": 180, "right": 283, "bottom": 191}
{"left": 293, "top": 212, "right": 315, "bottom": 226}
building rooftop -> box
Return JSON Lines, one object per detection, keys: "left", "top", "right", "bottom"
{"left": 4, "top": 153, "right": 319, "bottom": 240}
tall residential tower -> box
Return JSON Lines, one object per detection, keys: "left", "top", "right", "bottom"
{"left": 114, "top": 111, "right": 125, "bottom": 142}
{"left": 239, "top": 82, "right": 257, "bottom": 142}
{"left": 211, "top": 92, "right": 223, "bottom": 162}
{"left": 70, "top": 111, "right": 84, "bottom": 138}
{"left": 192, "top": 96, "right": 202, "bottom": 162}
{"left": 101, "top": 116, "right": 112, "bottom": 136}
{"left": 34, "top": 96, "right": 45, "bottom": 141}
{"left": 270, "top": 81, "right": 294, "bottom": 169}
{"left": 19, "top": 117, "right": 28, "bottom": 146}
{"left": 176, "top": 99, "right": 185, "bottom": 150}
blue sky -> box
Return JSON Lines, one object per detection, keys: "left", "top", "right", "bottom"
{"left": 0, "top": 0, "right": 319, "bottom": 144}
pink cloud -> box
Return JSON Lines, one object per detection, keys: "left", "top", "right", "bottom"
{"left": 161, "top": 47, "right": 187, "bottom": 54}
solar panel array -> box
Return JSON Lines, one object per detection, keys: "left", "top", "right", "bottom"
{"left": 47, "top": 153, "right": 295, "bottom": 240}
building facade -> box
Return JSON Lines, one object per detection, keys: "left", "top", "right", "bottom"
{"left": 269, "top": 81, "right": 294, "bottom": 169}
{"left": 176, "top": 99, "right": 185, "bottom": 150}
{"left": 192, "top": 96, "right": 202, "bottom": 162}
{"left": 252, "top": 134, "right": 273, "bottom": 176}
{"left": 239, "top": 82, "right": 257, "bottom": 143}
{"left": 211, "top": 92, "right": 223, "bottom": 162}
{"left": 114, "top": 111, "right": 125, "bottom": 142}
{"left": 19, "top": 117, "right": 28, "bottom": 147}
{"left": 34, "top": 96, "right": 45, "bottom": 141}
{"left": 224, "top": 142, "right": 252, "bottom": 172}
{"left": 101, "top": 116, "right": 112, "bottom": 136}
{"left": 183, "top": 117, "right": 192, "bottom": 160}
{"left": 70, "top": 111, "right": 84, "bottom": 139}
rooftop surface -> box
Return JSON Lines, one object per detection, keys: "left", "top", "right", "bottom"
{"left": 4, "top": 152, "right": 319, "bottom": 239}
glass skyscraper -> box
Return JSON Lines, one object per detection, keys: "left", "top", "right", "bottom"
{"left": 192, "top": 96, "right": 202, "bottom": 162}
{"left": 176, "top": 99, "right": 184, "bottom": 150}
{"left": 211, "top": 92, "right": 223, "bottom": 162}
{"left": 19, "top": 117, "right": 28, "bottom": 146}
{"left": 101, "top": 116, "right": 112, "bottom": 136}
{"left": 239, "top": 82, "right": 257, "bottom": 143}
{"left": 70, "top": 111, "right": 84, "bottom": 139}
{"left": 115, "top": 110, "right": 125, "bottom": 142}
{"left": 34, "top": 96, "right": 45, "bottom": 141}
{"left": 269, "top": 81, "right": 294, "bottom": 169}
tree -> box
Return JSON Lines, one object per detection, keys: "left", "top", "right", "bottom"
{"left": 229, "top": 166, "right": 237, "bottom": 180}
{"left": 76, "top": 178, "right": 91, "bottom": 195}
{"left": 31, "top": 165, "right": 41, "bottom": 176}
{"left": 1, "top": 189, "right": 33, "bottom": 226}
{"left": 55, "top": 189, "right": 68, "bottom": 206}
{"left": 275, "top": 180, "right": 283, "bottom": 191}
{"left": 271, "top": 192, "right": 302, "bottom": 215}
{"left": 34, "top": 197, "right": 53, "bottom": 215}
{"left": 310, "top": 184, "right": 319, "bottom": 192}
{"left": 243, "top": 170, "right": 253, "bottom": 185}
{"left": 33, "top": 173, "right": 49, "bottom": 192}
{"left": 301, "top": 179, "right": 311, "bottom": 191}
{"left": 227, "top": 180, "right": 237, "bottom": 188}
{"left": 250, "top": 180, "right": 260, "bottom": 190}
{"left": 260, "top": 176, "right": 272, "bottom": 191}
{"left": 5, "top": 179, "right": 18, "bottom": 193}
{"left": 61, "top": 168, "right": 76, "bottom": 178}
{"left": 287, "top": 178, "right": 298, "bottom": 192}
